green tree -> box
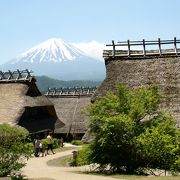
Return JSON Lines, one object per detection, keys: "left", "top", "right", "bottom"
{"left": 84, "top": 83, "right": 180, "bottom": 174}
{"left": 0, "top": 124, "right": 31, "bottom": 177}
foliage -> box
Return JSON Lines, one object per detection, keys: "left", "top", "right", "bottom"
{"left": 69, "top": 158, "right": 77, "bottom": 167}
{"left": 10, "top": 172, "right": 27, "bottom": 180}
{"left": 76, "top": 145, "right": 92, "bottom": 166}
{"left": 36, "top": 75, "right": 101, "bottom": 92}
{"left": 41, "top": 138, "right": 60, "bottom": 149}
{"left": 71, "top": 140, "right": 83, "bottom": 146}
{"left": 0, "top": 124, "right": 31, "bottom": 177}
{"left": 83, "top": 83, "right": 180, "bottom": 174}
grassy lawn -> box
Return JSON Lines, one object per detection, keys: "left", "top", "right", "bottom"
{"left": 54, "top": 146, "right": 80, "bottom": 153}
{"left": 47, "top": 154, "right": 72, "bottom": 167}
{"left": 47, "top": 155, "right": 179, "bottom": 180}
{"left": 112, "top": 174, "right": 180, "bottom": 180}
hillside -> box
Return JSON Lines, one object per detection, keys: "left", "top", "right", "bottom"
{"left": 35, "top": 76, "right": 102, "bottom": 92}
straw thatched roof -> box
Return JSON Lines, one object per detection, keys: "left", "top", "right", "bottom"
{"left": 92, "top": 47, "right": 180, "bottom": 125}
{"left": 0, "top": 70, "right": 64, "bottom": 133}
{"left": 47, "top": 96, "right": 91, "bottom": 135}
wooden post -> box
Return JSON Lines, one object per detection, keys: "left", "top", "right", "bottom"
{"left": 87, "top": 88, "right": 90, "bottom": 95}
{"left": 47, "top": 88, "right": 50, "bottom": 95}
{"left": 25, "top": 69, "right": 32, "bottom": 79}
{"left": 0, "top": 71, "right": 5, "bottom": 80}
{"left": 142, "top": 39, "right": 146, "bottom": 56}
{"left": 16, "top": 69, "right": 22, "bottom": 80}
{"left": 53, "top": 88, "right": 56, "bottom": 96}
{"left": 158, "top": 38, "right": 162, "bottom": 56}
{"left": 112, "top": 40, "right": 115, "bottom": 57}
{"left": 8, "top": 70, "right": 13, "bottom": 80}
{"left": 127, "top": 40, "right": 131, "bottom": 57}
{"left": 174, "top": 37, "right": 178, "bottom": 55}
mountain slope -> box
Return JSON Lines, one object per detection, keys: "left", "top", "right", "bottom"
{"left": 36, "top": 76, "right": 102, "bottom": 92}
{"left": 1, "top": 38, "right": 105, "bottom": 80}
{"left": 8, "top": 38, "right": 88, "bottom": 64}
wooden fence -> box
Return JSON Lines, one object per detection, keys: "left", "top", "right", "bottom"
{"left": 104, "top": 37, "right": 180, "bottom": 58}
{"left": 0, "top": 69, "right": 33, "bottom": 82}
{"left": 45, "top": 87, "right": 97, "bottom": 97}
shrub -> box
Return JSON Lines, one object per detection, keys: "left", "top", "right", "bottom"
{"left": 0, "top": 124, "right": 31, "bottom": 177}
{"left": 76, "top": 145, "right": 91, "bottom": 166}
{"left": 71, "top": 140, "right": 83, "bottom": 146}
{"left": 41, "top": 138, "right": 60, "bottom": 149}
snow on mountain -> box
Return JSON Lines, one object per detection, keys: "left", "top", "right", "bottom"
{"left": 72, "top": 40, "right": 105, "bottom": 61}
{"left": 2, "top": 38, "right": 106, "bottom": 80}
{"left": 9, "top": 38, "right": 90, "bottom": 64}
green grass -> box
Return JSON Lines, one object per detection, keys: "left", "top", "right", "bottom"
{"left": 71, "top": 140, "right": 83, "bottom": 146}
{"left": 54, "top": 146, "right": 79, "bottom": 153}
{"left": 46, "top": 150, "right": 180, "bottom": 180}
{"left": 47, "top": 155, "right": 72, "bottom": 167}
{"left": 112, "top": 174, "right": 180, "bottom": 180}
{"left": 78, "top": 172, "right": 180, "bottom": 180}
{"left": 46, "top": 155, "right": 180, "bottom": 180}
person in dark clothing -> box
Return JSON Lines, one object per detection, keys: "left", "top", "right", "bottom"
{"left": 34, "top": 135, "right": 40, "bottom": 157}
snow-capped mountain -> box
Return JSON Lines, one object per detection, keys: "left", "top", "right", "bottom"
{"left": 1, "top": 38, "right": 105, "bottom": 80}
{"left": 9, "top": 38, "right": 91, "bottom": 64}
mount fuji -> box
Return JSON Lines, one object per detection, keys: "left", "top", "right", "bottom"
{"left": 1, "top": 38, "right": 105, "bottom": 80}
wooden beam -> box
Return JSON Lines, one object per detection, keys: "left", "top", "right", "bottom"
{"left": 158, "top": 38, "right": 162, "bottom": 56}
{"left": 0, "top": 71, "right": 5, "bottom": 80}
{"left": 174, "top": 37, "right": 178, "bottom": 55}
{"left": 16, "top": 69, "right": 22, "bottom": 80}
{"left": 127, "top": 40, "right": 131, "bottom": 57}
{"left": 112, "top": 40, "right": 115, "bottom": 57}
{"left": 8, "top": 70, "right": 13, "bottom": 80}
{"left": 142, "top": 39, "right": 146, "bottom": 56}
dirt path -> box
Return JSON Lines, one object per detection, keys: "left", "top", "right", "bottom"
{"left": 22, "top": 146, "right": 116, "bottom": 180}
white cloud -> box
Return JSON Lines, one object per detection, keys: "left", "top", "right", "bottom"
{"left": 72, "top": 41, "right": 105, "bottom": 61}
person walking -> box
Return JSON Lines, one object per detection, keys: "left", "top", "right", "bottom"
{"left": 60, "top": 137, "right": 64, "bottom": 147}
{"left": 46, "top": 132, "right": 55, "bottom": 155}
{"left": 34, "top": 135, "right": 40, "bottom": 157}
{"left": 39, "top": 141, "right": 46, "bottom": 157}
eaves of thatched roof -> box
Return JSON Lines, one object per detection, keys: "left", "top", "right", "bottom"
{"left": 48, "top": 96, "right": 91, "bottom": 134}
{"left": 0, "top": 77, "right": 64, "bottom": 133}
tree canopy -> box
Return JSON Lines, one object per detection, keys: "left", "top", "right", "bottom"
{"left": 84, "top": 83, "right": 180, "bottom": 174}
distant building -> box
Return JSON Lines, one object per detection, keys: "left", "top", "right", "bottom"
{"left": 45, "top": 87, "right": 96, "bottom": 140}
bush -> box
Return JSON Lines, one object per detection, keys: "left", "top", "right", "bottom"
{"left": 24, "top": 142, "right": 34, "bottom": 156}
{"left": 0, "top": 124, "right": 31, "bottom": 177}
{"left": 69, "top": 158, "right": 77, "bottom": 167}
{"left": 76, "top": 145, "right": 91, "bottom": 166}
{"left": 41, "top": 138, "right": 60, "bottom": 149}
{"left": 10, "top": 172, "right": 27, "bottom": 180}
{"left": 71, "top": 140, "right": 83, "bottom": 146}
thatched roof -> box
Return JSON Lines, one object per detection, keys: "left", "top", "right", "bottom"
{"left": 92, "top": 40, "right": 180, "bottom": 125}
{"left": 0, "top": 70, "right": 64, "bottom": 133}
{"left": 47, "top": 96, "right": 91, "bottom": 134}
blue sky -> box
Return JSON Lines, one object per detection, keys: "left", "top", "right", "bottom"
{"left": 0, "top": 0, "right": 180, "bottom": 64}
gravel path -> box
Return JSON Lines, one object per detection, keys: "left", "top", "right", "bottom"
{"left": 22, "top": 146, "right": 117, "bottom": 180}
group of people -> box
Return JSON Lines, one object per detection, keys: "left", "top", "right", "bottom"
{"left": 33, "top": 132, "right": 57, "bottom": 157}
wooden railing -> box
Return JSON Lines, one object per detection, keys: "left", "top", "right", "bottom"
{"left": 103, "top": 37, "right": 180, "bottom": 58}
{"left": 45, "top": 87, "right": 97, "bottom": 97}
{"left": 0, "top": 69, "right": 33, "bottom": 82}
